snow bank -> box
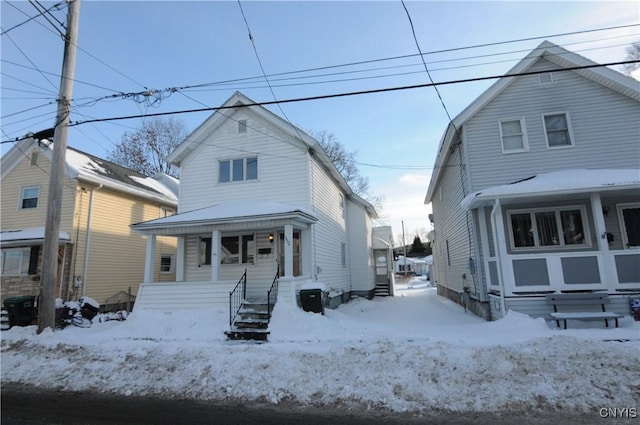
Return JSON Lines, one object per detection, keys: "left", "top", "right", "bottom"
{"left": 2, "top": 282, "right": 638, "bottom": 414}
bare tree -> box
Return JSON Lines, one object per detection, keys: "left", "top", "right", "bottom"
{"left": 108, "top": 117, "right": 187, "bottom": 177}
{"left": 622, "top": 42, "right": 640, "bottom": 79}
{"left": 311, "top": 130, "right": 384, "bottom": 213}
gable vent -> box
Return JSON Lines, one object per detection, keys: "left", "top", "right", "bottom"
{"left": 538, "top": 72, "right": 553, "bottom": 85}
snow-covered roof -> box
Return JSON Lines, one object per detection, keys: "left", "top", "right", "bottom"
{"left": 1, "top": 135, "right": 178, "bottom": 207}
{"left": 0, "top": 227, "right": 70, "bottom": 247}
{"left": 132, "top": 200, "right": 318, "bottom": 233}
{"left": 461, "top": 169, "right": 640, "bottom": 210}
{"left": 425, "top": 41, "right": 640, "bottom": 204}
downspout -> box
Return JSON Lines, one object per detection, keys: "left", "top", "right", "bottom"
{"left": 490, "top": 198, "right": 507, "bottom": 316}
{"left": 82, "top": 184, "right": 103, "bottom": 297}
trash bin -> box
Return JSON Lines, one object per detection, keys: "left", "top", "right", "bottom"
{"left": 3, "top": 295, "right": 38, "bottom": 327}
{"left": 299, "top": 289, "right": 324, "bottom": 315}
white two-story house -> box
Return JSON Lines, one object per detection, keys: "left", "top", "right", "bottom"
{"left": 425, "top": 41, "right": 640, "bottom": 320}
{"left": 131, "top": 92, "right": 393, "bottom": 335}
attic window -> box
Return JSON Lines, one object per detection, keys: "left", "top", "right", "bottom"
{"left": 30, "top": 152, "right": 38, "bottom": 166}
{"left": 238, "top": 120, "right": 247, "bottom": 134}
{"left": 538, "top": 72, "right": 553, "bottom": 85}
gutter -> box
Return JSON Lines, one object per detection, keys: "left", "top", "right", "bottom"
{"left": 82, "top": 184, "right": 102, "bottom": 297}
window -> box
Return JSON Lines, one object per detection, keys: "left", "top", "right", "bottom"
{"left": 238, "top": 119, "right": 247, "bottom": 133}
{"left": 618, "top": 203, "right": 640, "bottom": 248}
{"left": 543, "top": 113, "right": 573, "bottom": 148}
{"left": 499, "top": 118, "right": 528, "bottom": 152}
{"left": 199, "top": 237, "right": 212, "bottom": 266}
{"left": 341, "top": 242, "right": 346, "bottom": 266}
{"left": 161, "top": 208, "right": 175, "bottom": 217}
{"left": 339, "top": 193, "right": 345, "bottom": 209}
{"left": 160, "top": 255, "right": 174, "bottom": 273}
{"left": 30, "top": 152, "right": 38, "bottom": 166}
{"left": 20, "top": 186, "right": 40, "bottom": 209}
{"left": 221, "top": 234, "right": 255, "bottom": 264}
{"left": 508, "top": 207, "right": 589, "bottom": 250}
{"left": 1, "top": 246, "right": 39, "bottom": 276}
{"left": 219, "top": 157, "right": 258, "bottom": 183}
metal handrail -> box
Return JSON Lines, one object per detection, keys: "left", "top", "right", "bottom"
{"left": 267, "top": 266, "right": 279, "bottom": 323}
{"left": 229, "top": 269, "right": 247, "bottom": 327}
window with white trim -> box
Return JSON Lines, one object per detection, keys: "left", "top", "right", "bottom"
{"left": 499, "top": 118, "right": 528, "bottom": 152}
{"left": 618, "top": 203, "right": 640, "bottom": 248}
{"left": 1, "top": 246, "right": 39, "bottom": 276}
{"left": 238, "top": 119, "right": 247, "bottom": 134}
{"left": 198, "top": 237, "right": 212, "bottom": 266}
{"left": 543, "top": 113, "right": 573, "bottom": 148}
{"left": 219, "top": 157, "right": 258, "bottom": 183}
{"left": 221, "top": 234, "right": 255, "bottom": 264}
{"left": 160, "top": 254, "right": 174, "bottom": 273}
{"left": 508, "top": 206, "right": 589, "bottom": 250}
{"left": 20, "top": 186, "right": 40, "bottom": 209}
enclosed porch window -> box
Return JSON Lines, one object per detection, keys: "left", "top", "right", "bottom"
{"left": 508, "top": 206, "right": 589, "bottom": 250}
{"left": 618, "top": 203, "right": 640, "bottom": 248}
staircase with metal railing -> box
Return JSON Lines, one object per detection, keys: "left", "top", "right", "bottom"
{"left": 225, "top": 268, "right": 279, "bottom": 341}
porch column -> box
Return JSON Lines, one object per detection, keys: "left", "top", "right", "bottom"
{"left": 144, "top": 234, "right": 157, "bottom": 283}
{"left": 176, "top": 236, "right": 185, "bottom": 282}
{"left": 491, "top": 199, "right": 509, "bottom": 313}
{"left": 211, "top": 230, "right": 220, "bottom": 282}
{"left": 284, "top": 224, "right": 294, "bottom": 278}
{"left": 590, "top": 193, "right": 615, "bottom": 291}
{"left": 477, "top": 207, "right": 491, "bottom": 300}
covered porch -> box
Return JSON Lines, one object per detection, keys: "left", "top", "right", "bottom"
{"left": 131, "top": 200, "right": 318, "bottom": 311}
{"left": 462, "top": 169, "right": 640, "bottom": 317}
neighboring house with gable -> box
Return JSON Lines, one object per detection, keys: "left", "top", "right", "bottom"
{"left": 130, "top": 92, "right": 391, "bottom": 336}
{"left": 0, "top": 130, "right": 179, "bottom": 308}
{"left": 424, "top": 41, "right": 640, "bottom": 320}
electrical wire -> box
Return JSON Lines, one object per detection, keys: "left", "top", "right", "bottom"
{"left": 61, "top": 59, "right": 637, "bottom": 128}
{"left": 0, "top": 1, "right": 65, "bottom": 36}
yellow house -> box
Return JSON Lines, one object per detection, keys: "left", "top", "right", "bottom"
{"left": 0, "top": 132, "right": 178, "bottom": 308}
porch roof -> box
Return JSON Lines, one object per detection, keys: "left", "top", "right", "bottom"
{"left": 131, "top": 200, "right": 318, "bottom": 234}
{"left": 461, "top": 169, "right": 640, "bottom": 210}
{"left": 0, "top": 227, "right": 71, "bottom": 247}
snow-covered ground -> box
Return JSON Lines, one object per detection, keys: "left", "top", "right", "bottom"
{"left": 1, "top": 277, "right": 639, "bottom": 414}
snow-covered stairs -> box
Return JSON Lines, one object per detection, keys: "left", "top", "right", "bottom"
{"left": 374, "top": 282, "right": 391, "bottom": 297}
{"left": 225, "top": 300, "right": 273, "bottom": 341}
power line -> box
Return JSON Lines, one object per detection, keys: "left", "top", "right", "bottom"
{"left": 0, "top": 1, "right": 65, "bottom": 36}
{"left": 63, "top": 59, "right": 638, "bottom": 128}
{"left": 161, "top": 23, "right": 640, "bottom": 93}
{"left": 29, "top": 0, "right": 65, "bottom": 37}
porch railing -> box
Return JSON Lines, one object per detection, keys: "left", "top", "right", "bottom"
{"left": 229, "top": 269, "right": 247, "bottom": 327}
{"left": 267, "top": 266, "right": 279, "bottom": 323}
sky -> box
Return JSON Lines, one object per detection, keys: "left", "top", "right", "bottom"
{"left": 2, "top": 278, "right": 639, "bottom": 415}
{"left": 1, "top": 1, "right": 638, "bottom": 243}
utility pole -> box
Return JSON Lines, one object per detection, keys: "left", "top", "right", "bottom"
{"left": 38, "top": 0, "right": 81, "bottom": 334}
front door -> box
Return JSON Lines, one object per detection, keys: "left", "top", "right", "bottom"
{"left": 374, "top": 249, "right": 389, "bottom": 285}
{"left": 279, "top": 231, "right": 301, "bottom": 277}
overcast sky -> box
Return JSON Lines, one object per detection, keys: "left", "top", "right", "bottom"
{"left": 2, "top": 1, "right": 638, "bottom": 242}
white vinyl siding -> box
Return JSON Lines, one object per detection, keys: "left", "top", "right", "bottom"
{"left": 464, "top": 57, "right": 640, "bottom": 192}
{"left": 178, "top": 111, "right": 310, "bottom": 213}
{"left": 499, "top": 118, "right": 528, "bottom": 153}
{"left": 347, "top": 200, "right": 374, "bottom": 293}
